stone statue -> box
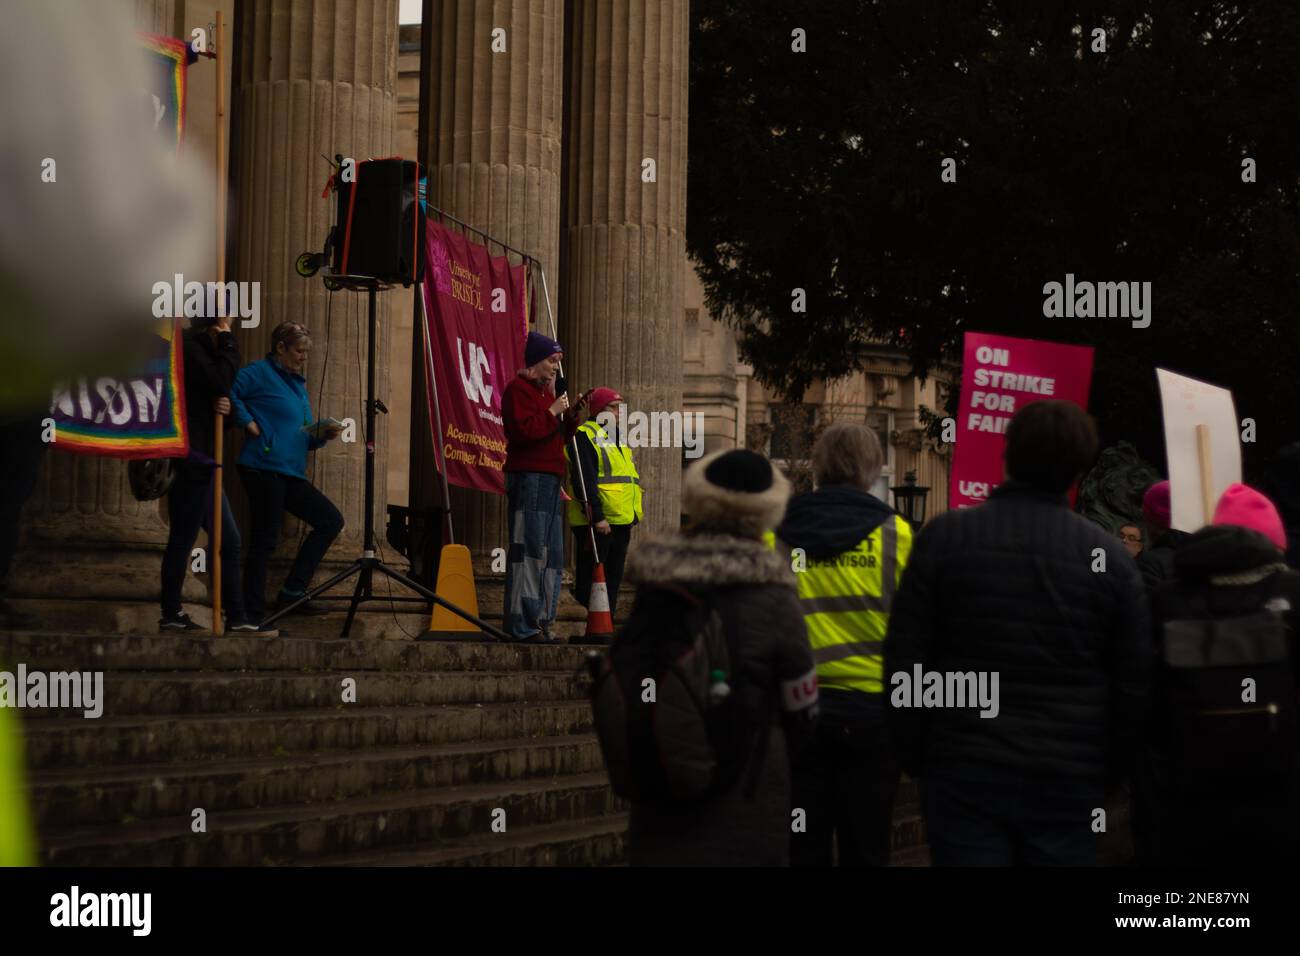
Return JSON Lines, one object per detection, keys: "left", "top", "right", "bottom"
{"left": 1077, "top": 442, "right": 1161, "bottom": 534}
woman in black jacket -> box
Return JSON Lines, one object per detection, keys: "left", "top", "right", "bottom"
{"left": 158, "top": 315, "right": 250, "bottom": 632}
{"left": 620, "top": 449, "right": 818, "bottom": 866}
{"left": 1145, "top": 483, "right": 1300, "bottom": 866}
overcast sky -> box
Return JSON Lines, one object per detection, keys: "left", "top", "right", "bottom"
{"left": 400, "top": 0, "right": 421, "bottom": 23}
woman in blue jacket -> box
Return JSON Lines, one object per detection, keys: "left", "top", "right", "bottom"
{"left": 230, "top": 321, "right": 344, "bottom": 625}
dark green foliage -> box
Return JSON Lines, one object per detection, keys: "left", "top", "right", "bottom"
{"left": 689, "top": 1, "right": 1300, "bottom": 478}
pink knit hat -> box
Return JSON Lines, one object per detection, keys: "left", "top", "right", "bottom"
{"left": 1142, "top": 480, "right": 1171, "bottom": 530}
{"left": 1212, "top": 483, "right": 1287, "bottom": 551}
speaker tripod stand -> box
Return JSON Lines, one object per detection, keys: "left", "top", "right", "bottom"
{"left": 261, "top": 278, "right": 509, "bottom": 641}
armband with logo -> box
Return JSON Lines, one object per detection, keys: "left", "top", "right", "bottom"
{"left": 781, "top": 667, "right": 819, "bottom": 712}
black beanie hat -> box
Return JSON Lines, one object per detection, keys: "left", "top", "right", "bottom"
{"left": 704, "top": 448, "right": 775, "bottom": 493}
{"left": 683, "top": 449, "right": 791, "bottom": 537}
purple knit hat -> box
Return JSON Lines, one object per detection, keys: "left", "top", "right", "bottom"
{"left": 525, "top": 331, "right": 563, "bottom": 368}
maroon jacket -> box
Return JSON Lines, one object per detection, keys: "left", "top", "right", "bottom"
{"left": 503, "top": 373, "right": 578, "bottom": 476}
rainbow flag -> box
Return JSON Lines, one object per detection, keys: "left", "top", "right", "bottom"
{"left": 139, "top": 32, "right": 195, "bottom": 154}
{"left": 49, "top": 320, "right": 189, "bottom": 459}
{"left": 45, "top": 34, "right": 200, "bottom": 459}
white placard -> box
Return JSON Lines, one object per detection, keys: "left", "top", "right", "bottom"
{"left": 1156, "top": 368, "right": 1241, "bottom": 532}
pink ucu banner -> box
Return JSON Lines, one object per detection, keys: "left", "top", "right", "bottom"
{"left": 948, "top": 332, "right": 1094, "bottom": 509}
{"left": 420, "top": 218, "right": 527, "bottom": 494}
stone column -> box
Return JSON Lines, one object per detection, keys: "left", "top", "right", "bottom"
{"left": 413, "top": 0, "right": 564, "bottom": 566}
{"left": 562, "top": 0, "right": 689, "bottom": 535}
{"left": 11, "top": 0, "right": 183, "bottom": 600}
{"left": 135, "top": 0, "right": 174, "bottom": 34}
{"left": 229, "top": 0, "right": 399, "bottom": 568}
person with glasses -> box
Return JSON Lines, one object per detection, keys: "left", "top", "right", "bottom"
{"left": 1118, "top": 524, "right": 1144, "bottom": 559}
{"left": 230, "top": 321, "right": 344, "bottom": 628}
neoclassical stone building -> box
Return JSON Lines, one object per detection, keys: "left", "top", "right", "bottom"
{"left": 15, "top": 0, "right": 948, "bottom": 600}
{"left": 390, "top": 19, "right": 953, "bottom": 533}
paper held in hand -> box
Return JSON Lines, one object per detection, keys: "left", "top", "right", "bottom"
{"left": 302, "top": 417, "right": 344, "bottom": 440}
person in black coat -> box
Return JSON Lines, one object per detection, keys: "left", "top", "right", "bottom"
{"left": 158, "top": 315, "right": 253, "bottom": 632}
{"left": 1136, "top": 480, "right": 1191, "bottom": 593}
{"left": 621, "top": 449, "right": 818, "bottom": 866}
{"left": 1144, "top": 484, "right": 1300, "bottom": 866}
{"left": 885, "top": 400, "right": 1151, "bottom": 865}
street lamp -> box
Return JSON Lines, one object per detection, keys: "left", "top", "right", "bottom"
{"left": 891, "top": 470, "right": 931, "bottom": 528}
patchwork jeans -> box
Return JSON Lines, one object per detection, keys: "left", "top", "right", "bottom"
{"left": 503, "top": 471, "right": 565, "bottom": 640}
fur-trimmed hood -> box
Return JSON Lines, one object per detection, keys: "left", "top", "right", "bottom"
{"left": 682, "top": 449, "right": 791, "bottom": 538}
{"left": 625, "top": 532, "right": 796, "bottom": 590}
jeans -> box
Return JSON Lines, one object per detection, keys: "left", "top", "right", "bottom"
{"left": 161, "top": 468, "right": 245, "bottom": 619}
{"left": 503, "top": 471, "right": 564, "bottom": 640}
{"left": 239, "top": 467, "right": 344, "bottom": 621}
{"left": 572, "top": 522, "right": 631, "bottom": 623}
{"left": 921, "top": 761, "right": 1103, "bottom": 866}
{"left": 791, "top": 712, "right": 899, "bottom": 866}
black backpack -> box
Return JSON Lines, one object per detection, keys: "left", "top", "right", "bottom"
{"left": 1158, "top": 591, "right": 1298, "bottom": 781}
{"left": 589, "top": 584, "right": 770, "bottom": 806}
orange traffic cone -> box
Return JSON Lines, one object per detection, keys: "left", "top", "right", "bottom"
{"left": 583, "top": 563, "right": 615, "bottom": 642}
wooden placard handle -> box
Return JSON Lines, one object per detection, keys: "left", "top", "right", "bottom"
{"left": 1195, "top": 423, "right": 1214, "bottom": 526}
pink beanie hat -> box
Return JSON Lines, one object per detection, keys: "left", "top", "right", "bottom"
{"left": 586, "top": 387, "right": 623, "bottom": 417}
{"left": 1212, "top": 483, "right": 1286, "bottom": 551}
{"left": 1142, "top": 480, "right": 1171, "bottom": 530}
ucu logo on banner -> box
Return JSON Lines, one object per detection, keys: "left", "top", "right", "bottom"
{"left": 457, "top": 338, "right": 493, "bottom": 406}
{"left": 958, "top": 480, "right": 991, "bottom": 499}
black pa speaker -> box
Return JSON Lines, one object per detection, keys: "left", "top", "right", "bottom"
{"left": 333, "top": 158, "right": 424, "bottom": 285}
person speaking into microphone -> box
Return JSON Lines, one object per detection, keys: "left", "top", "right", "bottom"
{"left": 501, "top": 331, "right": 587, "bottom": 643}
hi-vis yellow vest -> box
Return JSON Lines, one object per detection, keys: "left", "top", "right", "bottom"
{"left": 765, "top": 514, "right": 912, "bottom": 694}
{"left": 564, "top": 420, "right": 643, "bottom": 526}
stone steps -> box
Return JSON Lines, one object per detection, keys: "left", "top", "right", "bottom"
{"left": 17, "top": 619, "right": 628, "bottom": 867}
{"left": 889, "top": 844, "right": 932, "bottom": 866}
{"left": 17, "top": 670, "right": 590, "bottom": 719}
{"left": 30, "top": 735, "right": 606, "bottom": 828}
{"left": 3, "top": 631, "right": 596, "bottom": 672}
{"left": 304, "top": 815, "right": 630, "bottom": 867}
{"left": 24, "top": 701, "right": 596, "bottom": 766}
{"left": 5, "top": 585, "right": 609, "bottom": 642}
{"left": 40, "top": 773, "right": 622, "bottom": 866}
{"left": 14, "top": 612, "right": 928, "bottom": 867}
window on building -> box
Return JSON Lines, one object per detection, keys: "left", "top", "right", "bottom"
{"left": 684, "top": 308, "right": 701, "bottom": 361}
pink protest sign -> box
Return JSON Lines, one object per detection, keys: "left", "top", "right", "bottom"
{"left": 948, "top": 332, "right": 1095, "bottom": 509}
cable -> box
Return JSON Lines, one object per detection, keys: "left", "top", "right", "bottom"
{"left": 375, "top": 536, "right": 422, "bottom": 640}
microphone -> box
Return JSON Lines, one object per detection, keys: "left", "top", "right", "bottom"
{"left": 554, "top": 374, "right": 568, "bottom": 398}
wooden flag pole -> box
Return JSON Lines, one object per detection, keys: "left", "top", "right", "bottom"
{"left": 211, "top": 10, "right": 227, "bottom": 635}
{"left": 1196, "top": 423, "right": 1215, "bottom": 526}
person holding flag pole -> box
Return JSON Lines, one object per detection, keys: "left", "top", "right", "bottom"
{"left": 564, "top": 387, "right": 642, "bottom": 640}
{"left": 499, "top": 263, "right": 599, "bottom": 643}
{"left": 158, "top": 312, "right": 252, "bottom": 632}
{"left": 501, "top": 323, "right": 589, "bottom": 643}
